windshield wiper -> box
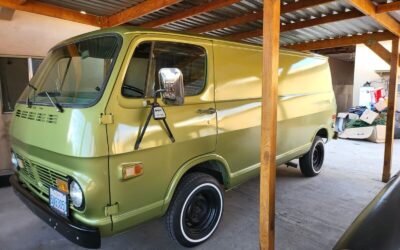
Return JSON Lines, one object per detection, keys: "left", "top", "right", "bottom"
{"left": 44, "top": 91, "right": 64, "bottom": 113}
{"left": 26, "top": 83, "right": 37, "bottom": 108}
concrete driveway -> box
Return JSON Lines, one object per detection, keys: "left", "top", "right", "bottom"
{"left": 1, "top": 139, "right": 398, "bottom": 250}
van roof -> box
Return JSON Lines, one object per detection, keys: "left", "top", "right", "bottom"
{"left": 55, "top": 26, "right": 325, "bottom": 59}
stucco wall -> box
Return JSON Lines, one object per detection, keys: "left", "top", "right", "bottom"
{"left": 353, "top": 41, "right": 392, "bottom": 106}
{"left": 0, "top": 11, "right": 98, "bottom": 57}
{"left": 0, "top": 11, "right": 98, "bottom": 171}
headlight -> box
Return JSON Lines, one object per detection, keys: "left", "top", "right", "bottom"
{"left": 11, "top": 152, "right": 19, "bottom": 171}
{"left": 69, "top": 180, "right": 84, "bottom": 209}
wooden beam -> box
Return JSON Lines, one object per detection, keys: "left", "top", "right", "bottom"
{"left": 187, "top": 12, "right": 263, "bottom": 34}
{"left": 364, "top": 41, "right": 391, "bottom": 65}
{"left": 225, "top": 29, "right": 263, "bottom": 41}
{"left": 17, "top": 0, "right": 27, "bottom": 4}
{"left": 347, "top": 0, "right": 400, "bottom": 37}
{"left": 382, "top": 38, "right": 399, "bottom": 183}
{"left": 282, "top": 10, "right": 364, "bottom": 32}
{"left": 140, "top": 0, "right": 241, "bottom": 28}
{"left": 106, "top": 0, "right": 180, "bottom": 27}
{"left": 224, "top": 10, "right": 363, "bottom": 41}
{"left": 376, "top": 1, "right": 400, "bottom": 13}
{"left": 0, "top": 6, "right": 14, "bottom": 20}
{"left": 281, "top": 0, "right": 333, "bottom": 13}
{"left": 364, "top": 41, "right": 400, "bottom": 67}
{"left": 285, "top": 31, "right": 395, "bottom": 51}
{"left": 0, "top": 0, "right": 102, "bottom": 26}
{"left": 187, "top": 0, "right": 335, "bottom": 34}
{"left": 260, "top": 0, "right": 280, "bottom": 249}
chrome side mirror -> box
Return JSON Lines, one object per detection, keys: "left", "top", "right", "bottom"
{"left": 158, "top": 68, "right": 184, "bottom": 105}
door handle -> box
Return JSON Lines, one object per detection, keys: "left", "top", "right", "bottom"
{"left": 197, "top": 108, "right": 216, "bottom": 114}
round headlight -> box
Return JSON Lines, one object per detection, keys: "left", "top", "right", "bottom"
{"left": 69, "top": 180, "right": 84, "bottom": 209}
{"left": 11, "top": 152, "right": 19, "bottom": 171}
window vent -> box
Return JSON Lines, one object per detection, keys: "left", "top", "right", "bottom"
{"left": 47, "top": 114, "right": 58, "bottom": 124}
{"left": 15, "top": 109, "right": 57, "bottom": 124}
{"left": 28, "top": 112, "right": 36, "bottom": 120}
{"left": 36, "top": 113, "right": 47, "bottom": 122}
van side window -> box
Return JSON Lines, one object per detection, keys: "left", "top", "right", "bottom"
{"left": 122, "top": 42, "right": 152, "bottom": 98}
{"left": 153, "top": 42, "right": 206, "bottom": 96}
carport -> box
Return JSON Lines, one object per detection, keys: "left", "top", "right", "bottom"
{"left": 1, "top": 0, "right": 400, "bottom": 249}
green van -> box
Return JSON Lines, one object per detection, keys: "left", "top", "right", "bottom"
{"left": 9, "top": 27, "right": 336, "bottom": 248}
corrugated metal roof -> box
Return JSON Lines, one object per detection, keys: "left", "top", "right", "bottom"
{"left": 35, "top": 0, "right": 397, "bottom": 46}
{"left": 37, "top": 0, "right": 147, "bottom": 16}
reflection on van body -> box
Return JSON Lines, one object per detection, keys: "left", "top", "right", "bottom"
{"left": 9, "top": 27, "right": 336, "bottom": 248}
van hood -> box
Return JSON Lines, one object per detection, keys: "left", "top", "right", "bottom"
{"left": 10, "top": 104, "right": 108, "bottom": 158}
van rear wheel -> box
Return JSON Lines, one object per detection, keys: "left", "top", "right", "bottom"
{"left": 299, "top": 136, "right": 325, "bottom": 177}
{"left": 166, "top": 172, "right": 224, "bottom": 247}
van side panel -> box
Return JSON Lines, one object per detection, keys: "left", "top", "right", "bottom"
{"left": 213, "top": 41, "right": 336, "bottom": 186}
{"left": 277, "top": 51, "right": 336, "bottom": 163}
{"left": 213, "top": 41, "right": 262, "bottom": 185}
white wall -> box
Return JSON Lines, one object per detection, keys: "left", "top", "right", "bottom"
{"left": 0, "top": 10, "right": 98, "bottom": 57}
{"left": 353, "top": 41, "right": 392, "bottom": 106}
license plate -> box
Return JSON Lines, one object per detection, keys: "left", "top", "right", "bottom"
{"left": 49, "top": 187, "right": 69, "bottom": 218}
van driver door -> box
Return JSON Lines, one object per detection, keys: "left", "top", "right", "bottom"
{"left": 105, "top": 35, "right": 217, "bottom": 232}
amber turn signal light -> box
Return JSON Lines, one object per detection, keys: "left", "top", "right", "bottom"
{"left": 56, "top": 179, "right": 69, "bottom": 193}
{"left": 122, "top": 163, "right": 144, "bottom": 180}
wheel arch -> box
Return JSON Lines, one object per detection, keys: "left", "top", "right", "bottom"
{"left": 161, "top": 154, "right": 231, "bottom": 214}
{"left": 312, "top": 126, "right": 331, "bottom": 142}
{"left": 316, "top": 127, "right": 328, "bottom": 138}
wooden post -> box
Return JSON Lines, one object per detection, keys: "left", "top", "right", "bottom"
{"left": 260, "top": 0, "right": 280, "bottom": 249}
{"left": 382, "top": 38, "right": 399, "bottom": 182}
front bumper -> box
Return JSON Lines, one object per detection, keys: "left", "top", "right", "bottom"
{"left": 10, "top": 174, "right": 101, "bottom": 249}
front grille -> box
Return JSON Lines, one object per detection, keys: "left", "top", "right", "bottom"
{"left": 17, "top": 154, "right": 68, "bottom": 196}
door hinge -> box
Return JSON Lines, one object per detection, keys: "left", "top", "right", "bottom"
{"left": 105, "top": 203, "right": 119, "bottom": 216}
{"left": 99, "top": 113, "right": 113, "bottom": 125}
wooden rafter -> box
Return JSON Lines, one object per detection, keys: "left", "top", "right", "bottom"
{"left": 187, "top": 12, "right": 263, "bottom": 34}
{"left": 0, "top": 0, "right": 102, "bottom": 26}
{"left": 224, "top": 29, "right": 263, "bottom": 41}
{"left": 364, "top": 40, "right": 400, "bottom": 67}
{"left": 224, "top": 10, "right": 364, "bottom": 41}
{"left": 281, "top": 0, "right": 333, "bottom": 13}
{"left": 364, "top": 41, "right": 391, "bottom": 65}
{"left": 376, "top": 1, "right": 400, "bottom": 13}
{"left": 281, "top": 10, "right": 364, "bottom": 32}
{"left": 187, "top": 0, "right": 335, "bottom": 34}
{"left": 285, "top": 31, "right": 395, "bottom": 51}
{"left": 140, "top": 0, "right": 241, "bottom": 28}
{"left": 106, "top": 0, "right": 180, "bottom": 27}
{"left": 348, "top": 0, "right": 400, "bottom": 37}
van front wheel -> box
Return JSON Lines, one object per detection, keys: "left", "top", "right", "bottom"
{"left": 299, "top": 136, "right": 325, "bottom": 177}
{"left": 166, "top": 173, "right": 224, "bottom": 247}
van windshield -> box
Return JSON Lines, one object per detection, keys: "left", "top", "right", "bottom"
{"left": 19, "top": 35, "right": 121, "bottom": 107}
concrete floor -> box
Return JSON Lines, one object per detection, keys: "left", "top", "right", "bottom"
{"left": 1, "top": 139, "right": 400, "bottom": 250}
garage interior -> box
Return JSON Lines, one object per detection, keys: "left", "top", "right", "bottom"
{"left": 1, "top": 0, "right": 400, "bottom": 249}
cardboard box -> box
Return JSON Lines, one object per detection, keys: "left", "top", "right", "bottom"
{"left": 337, "top": 112, "right": 359, "bottom": 120}
{"left": 360, "top": 109, "right": 379, "bottom": 124}
{"left": 339, "top": 125, "right": 386, "bottom": 143}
